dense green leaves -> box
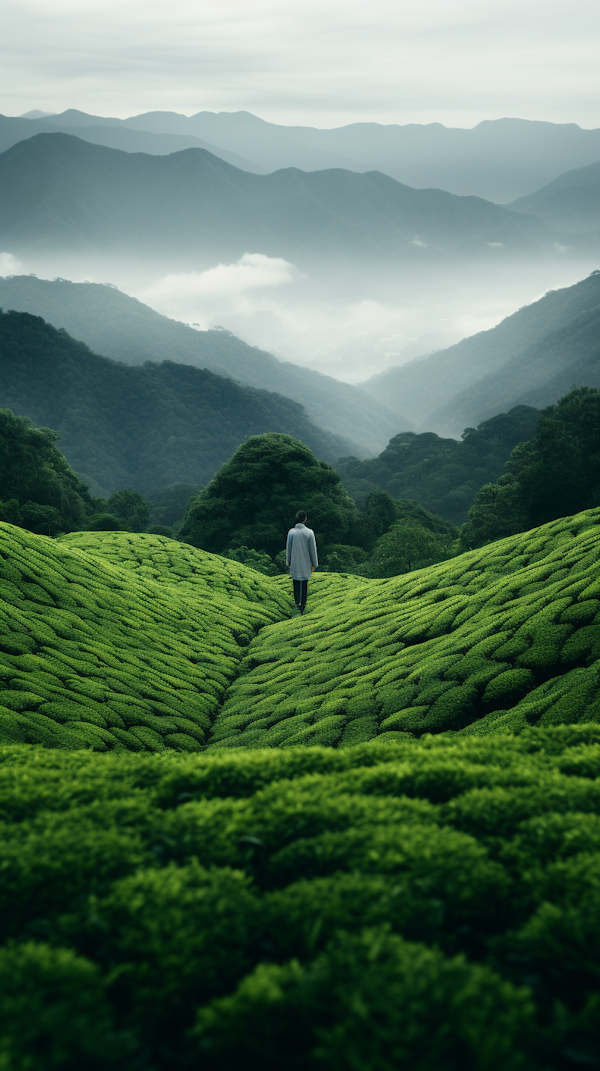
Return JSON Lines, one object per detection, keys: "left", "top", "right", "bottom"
{"left": 0, "top": 409, "right": 92, "bottom": 533}
{"left": 462, "top": 387, "right": 600, "bottom": 547}
{"left": 337, "top": 406, "right": 539, "bottom": 524}
{"left": 0, "top": 731, "right": 598, "bottom": 1067}
{"left": 179, "top": 433, "right": 360, "bottom": 558}
{"left": 0, "top": 526, "right": 290, "bottom": 751}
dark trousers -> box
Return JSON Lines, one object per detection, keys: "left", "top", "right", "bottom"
{"left": 293, "top": 579, "right": 308, "bottom": 610}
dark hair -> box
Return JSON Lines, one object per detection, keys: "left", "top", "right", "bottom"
{"left": 295, "top": 510, "right": 307, "bottom": 523}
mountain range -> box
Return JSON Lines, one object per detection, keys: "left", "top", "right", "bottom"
{"left": 0, "top": 133, "right": 573, "bottom": 265}
{"left": 360, "top": 271, "right": 600, "bottom": 436}
{"left": 6, "top": 109, "right": 600, "bottom": 202}
{"left": 0, "top": 310, "right": 354, "bottom": 496}
{"left": 0, "top": 275, "right": 402, "bottom": 454}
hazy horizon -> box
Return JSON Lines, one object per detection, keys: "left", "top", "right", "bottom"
{"left": 3, "top": 0, "right": 599, "bottom": 128}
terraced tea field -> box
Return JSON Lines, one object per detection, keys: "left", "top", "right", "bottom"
{"left": 1, "top": 511, "right": 599, "bottom": 751}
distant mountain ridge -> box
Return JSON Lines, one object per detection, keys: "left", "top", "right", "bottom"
{"left": 0, "top": 310, "right": 355, "bottom": 496}
{"left": 0, "top": 275, "right": 402, "bottom": 455}
{"left": 509, "top": 159, "right": 600, "bottom": 234}
{"left": 6, "top": 108, "right": 600, "bottom": 202}
{"left": 0, "top": 133, "right": 570, "bottom": 264}
{"left": 360, "top": 271, "right": 600, "bottom": 437}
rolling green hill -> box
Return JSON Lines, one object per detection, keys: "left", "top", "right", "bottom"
{"left": 1, "top": 507, "right": 598, "bottom": 753}
{"left": 0, "top": 310, "right": 354, "bottom": 495}
{"left": 0, "top": 526, "right": 290, "bottom": 751}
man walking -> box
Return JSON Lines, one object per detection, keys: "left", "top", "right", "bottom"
{"left": 286, "top": 510, "right": 318, "bottom": 615}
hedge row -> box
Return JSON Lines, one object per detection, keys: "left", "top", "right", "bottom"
{"left": 211, "top": 508, "right": 600, "bottom": 747}
{"left": 1, "top": 727, "right": 600, "bottom": 1068}
{"left": 0, "top": 526, "right": 290, "bottom": 751}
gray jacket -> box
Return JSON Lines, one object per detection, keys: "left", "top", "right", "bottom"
{"left": 286, "top": 523, "right": 318, "bottom": 580}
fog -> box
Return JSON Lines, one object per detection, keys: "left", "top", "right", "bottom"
{"left": 3, "top": 246, "right": 599, "bottom": 384}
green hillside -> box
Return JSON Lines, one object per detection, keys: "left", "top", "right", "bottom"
{"left": 1, "top": 508, "right": 599, "bottom": 753}
{"left": 211, "top": 508, "right": 600, "bottom": 748}
{"left": 0, "top": 526, "right": 290, "bottom": 751}
{"left": 0, "top": 310, "right": 353, "bottom": 495}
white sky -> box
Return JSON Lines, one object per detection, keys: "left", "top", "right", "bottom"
{"left": 2, "top": 0, "right": 600, "bottom": 128}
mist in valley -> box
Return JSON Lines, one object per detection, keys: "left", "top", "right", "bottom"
{"left": 3, "top": 244, "right": 599, "bottom": 385}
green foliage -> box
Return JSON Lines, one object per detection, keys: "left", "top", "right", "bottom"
{"left": 463, "top": 388, "right": 600, "bottom": 548}
{"left": 106, "top": 489, "right": 150, "bottom": 532}
{"left": 337, "top": 406, "right": 539, "bottom": 525}
{"left": 225, "top": 546, "right": 279, "bottom": 576}
{"left": 367, "top": 521, "right": 455, "bottom": 577}
{"left": 0, "top": 408, "right": 92, "bottom": 533}
{"left": 0, "top": 526, "right": 290, "bottom": 752}
{"left": 0, "top": 941, "right": 130, "bottom": 1070}
{"left": 179, "top": 433, "right": 361, "bottom": 557}
{"left": 0, "top": 730, "right": 599, "bottom": 1067}
{"left": 211, "top": 507, "right": 600, "bottom": 748}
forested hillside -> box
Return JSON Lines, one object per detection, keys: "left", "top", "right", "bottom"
{"left": 0, "top": 275, "right": 400, "bottom": 453}
{"left": 337, "top": 405, "right": 539, "bottom": 524}
{"left": 0, "top": 311, "right": 353, "bottom": 495}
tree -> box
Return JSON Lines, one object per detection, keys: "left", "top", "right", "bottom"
{"left": 367, "top": 522, "right": 453, "bottom": 578}
{"left": 0, "top": 409, "right": 91, "bottom": 533}
{"left": 106, "top": 489, "right": 150, "bottom": 532}
{"left": 461, "top": 388, "right": 600, "bottom": 548}
{"left": 179, "top": 433, "right": 361, "bottom": 558}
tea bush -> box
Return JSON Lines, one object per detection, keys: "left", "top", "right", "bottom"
{"left": 0, "top": 526, "right": 290, "bottom": 751}
{"left": 211, "top": 507, "right": 600, "bottom": 747}
{"left": 0, "top": 730, "right": 598, "bottom": 1067}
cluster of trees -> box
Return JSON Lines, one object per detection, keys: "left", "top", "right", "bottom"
{"left": 336, "top": 406, "right": 540, "bottom": 525}
{"left": 179, "top": 433, "right": 457, "bottom": 578}
{"left": 462, "top": 387, "right": 600, "bottom": 547}
{"left": 0, "top": 409, "right": 154, "bottom": 537}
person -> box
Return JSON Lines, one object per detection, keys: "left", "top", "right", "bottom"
{"left": 286, "top": 510, "right": 318, "bottom": 615}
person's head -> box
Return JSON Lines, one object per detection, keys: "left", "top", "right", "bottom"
{"left": 295, "top": 510, "right": 307, "bottom": 524}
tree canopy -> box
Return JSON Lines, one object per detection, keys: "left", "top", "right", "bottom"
{"left": 461, "top": 387, "right": 600, "bottom": 547}
{"left": 179, "top": 433, "right": 361, "bottom": 558}
{"left": 0, "top": 409, "right": 92, "bottom": 534}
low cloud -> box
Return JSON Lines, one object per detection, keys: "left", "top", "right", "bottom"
{"left": 144, "top": 253, "right": 297, "bottom": 304}
{"left": 0, "top": 252, "right": 24, "bottom": 275}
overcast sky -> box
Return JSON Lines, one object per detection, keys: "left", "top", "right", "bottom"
{"left": 2, "top": 0, "right": 599, "bottom": 128}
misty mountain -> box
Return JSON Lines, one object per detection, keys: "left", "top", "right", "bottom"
{"left": 10, "top": 108, "right": 600, "bottom": 202}
{"left": 508, "top": 159, "right": 600, "bottom": 234}
{"left": 0, "top": 310, "right": 355, "bottom": 496}
{"left": 0, "top": 275, "right": 402, "bottom": 455}
{"left": 0, "top": 133, "right": 567, "bottom": 264}
{"left": 430, "top": 300, "right": 600, "bottom": 432}
{"left": 0, "top": 113, "right": 260, "bottom": 171}
{"left": 360, "top": 271, "right": 600, "bottom": 437}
